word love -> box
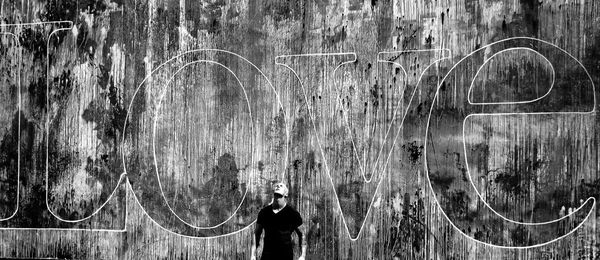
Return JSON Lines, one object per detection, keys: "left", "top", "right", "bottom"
{"left": 0, "top": 21, "right": 595, "bottom": 248}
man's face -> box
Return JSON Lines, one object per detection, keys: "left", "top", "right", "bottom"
{"left": 273, "top": 183, "right": 287, "bottom": 195}
{"left": 273, "top": 183, "right": 287, "bottom": 205}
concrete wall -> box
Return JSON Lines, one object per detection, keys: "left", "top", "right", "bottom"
{"left": 0, "top": 0, "right": 598, "bottom": 259}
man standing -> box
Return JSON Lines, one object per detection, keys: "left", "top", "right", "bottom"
{"left": 251, "top": 182, "right": 306, "bottom": 260}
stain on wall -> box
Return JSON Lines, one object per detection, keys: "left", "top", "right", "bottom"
{"left": 0, "top": 0, "right": 598, "bottom": 259}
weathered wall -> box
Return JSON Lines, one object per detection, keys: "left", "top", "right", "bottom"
{"left": 0, "top": 0, "right": 598, "bottom": 259}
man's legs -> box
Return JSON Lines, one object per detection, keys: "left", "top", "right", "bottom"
{"left": 260, "top": 246, "right": 294, "bottom": 260}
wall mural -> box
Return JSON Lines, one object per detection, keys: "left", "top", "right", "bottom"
{"left": 0, "top": 0, "right": 598, "bottom": 259}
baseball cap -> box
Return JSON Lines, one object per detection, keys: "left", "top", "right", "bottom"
{"left": 273, "top": 182, "right": 288, "bottom": 197}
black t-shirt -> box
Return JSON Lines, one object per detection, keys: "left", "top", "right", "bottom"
{"left": 257, "top": 204, "right": 303, "bottom": 252}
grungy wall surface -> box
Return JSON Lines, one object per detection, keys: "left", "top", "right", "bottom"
{"left": 0, "top": 0, "right": 599, "bottom": 259}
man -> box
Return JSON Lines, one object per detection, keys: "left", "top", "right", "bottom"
{"left": 251, "top": 182, "right": 306, "bottom": 260}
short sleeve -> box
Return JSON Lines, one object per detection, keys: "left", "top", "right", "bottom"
{"left": 293, "top": 211, "right": 303, "bottom": 228}
{"left": 257, "top": 208, "right": 265, "bottom": 226}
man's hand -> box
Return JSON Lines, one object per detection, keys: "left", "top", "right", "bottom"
{"left": 298, "top": 244, "right": 307, "bottom": 260}
{"left": 252, "top": 223, "right": 262, "bottom": 260}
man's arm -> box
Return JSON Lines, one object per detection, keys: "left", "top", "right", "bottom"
{"left": 294, "top": 227, "right": 307, "bottom": 260}
{"left": 251, "top": 223, "right": 263, "bottom": 260}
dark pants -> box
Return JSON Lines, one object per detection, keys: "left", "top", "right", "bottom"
{"left": 261, "top": 246, "right": 293, "bottom": 260}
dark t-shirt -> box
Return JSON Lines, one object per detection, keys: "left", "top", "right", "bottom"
{"left": 257, "top": 204, "right": 302, "bottom": 259}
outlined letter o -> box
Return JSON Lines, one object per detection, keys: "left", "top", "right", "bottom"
{"left": 123, "top": 50, "right": 288, "bottom": 237}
